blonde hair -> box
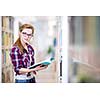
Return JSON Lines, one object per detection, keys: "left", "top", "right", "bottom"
{"left": 14, "top": 24, "right": 34, "bottom": 54}
{"left": 19, "top": 23, "right": 34, "bottom": 34}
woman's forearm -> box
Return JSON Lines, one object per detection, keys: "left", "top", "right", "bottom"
{"left": 19, "top": 68, "right": 33, "bottom": 74}
{"left": 19, "top": 65, "right": 47, "bottom": 74}
{"left": 19, "top": 66, "right": 40, "bottom": 74}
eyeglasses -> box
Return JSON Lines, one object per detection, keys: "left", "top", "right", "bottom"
{"left": 22, "top": 32, "right": 33, "bottom": 37}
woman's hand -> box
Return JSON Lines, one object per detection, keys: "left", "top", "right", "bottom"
{"left": 37, "top": 65, "right": 48, "bottom": 71}
{"left": 29, "top": 65, "right": 48, "bottom": 73}
{"left": 32, "top": 65, "right": 48, "bottom": 71}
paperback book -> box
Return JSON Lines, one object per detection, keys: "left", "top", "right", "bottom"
{"left": 29, "top": 57, "right": 54, "bottom": 69}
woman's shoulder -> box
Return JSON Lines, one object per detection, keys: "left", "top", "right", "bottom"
{"left": 28, "top": 44, "right": 34, "bottom": 51}
{"left": 10, "top": 45, "right": 20, "bottom": 53}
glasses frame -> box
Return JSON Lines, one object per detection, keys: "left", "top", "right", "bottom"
{"left": 22, "top": 32, "right": 33, "bottom": 37}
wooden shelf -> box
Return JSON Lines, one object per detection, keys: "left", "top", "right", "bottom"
{"left": 2, "top": 16, "right": 14, "bottom": 83}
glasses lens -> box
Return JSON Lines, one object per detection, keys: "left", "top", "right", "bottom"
{"left": 22, "top": 32, "right": 33, "bottom": 37}
{"left": 28, "top": 34, "right": 33, "bottom": 37}
{"left": 22, "top": 32, "right": 26, "bottom": 35}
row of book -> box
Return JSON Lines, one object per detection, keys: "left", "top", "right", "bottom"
{"left": 2, "top": 49, "right": 11, "bottom": 66}
{"left": 2, "top": 64, "right": 14, "bottom": 83}
{"left": 2, "top": 31, "right": 13, "bottom": 47}
{"left": 2, "top": 16, "right": 14, "bottom": 31}
{"left": 2, "top": 16, "right": 14, "bottom": 82}
{"left": 69, "top": 16, "right": 100, "bottom": 67}
{"left": 69, "top": 17, "right": 97, "bottom": 46}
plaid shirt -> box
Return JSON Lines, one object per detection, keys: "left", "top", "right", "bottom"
{"left": 10, "top": 44, "right": 35, "bottom": 75}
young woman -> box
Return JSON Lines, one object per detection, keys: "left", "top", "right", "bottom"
{"left": 10, "top": 24, "right": 47, "bottom": 83}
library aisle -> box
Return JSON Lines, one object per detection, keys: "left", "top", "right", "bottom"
{"left": 0, "top": 16, "right": 62, "bottom": 83}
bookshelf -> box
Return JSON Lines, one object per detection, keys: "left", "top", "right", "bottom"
{"left": 69, "top": 16, "right": 100, "bottom": 82}
{"left": 2, "top": 16, "right": 14, "bottom": 83}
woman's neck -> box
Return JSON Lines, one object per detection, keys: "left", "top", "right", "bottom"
{"left": 21, "top": 39, "right": 28, "bottom": 51}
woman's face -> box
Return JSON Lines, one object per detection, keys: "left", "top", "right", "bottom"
{"left": 20, "top": 28, "right": 33, "bottom": 44}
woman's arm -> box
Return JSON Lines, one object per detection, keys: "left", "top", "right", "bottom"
{"left": 19, "top": 65, "right": 48, "bottom": 74}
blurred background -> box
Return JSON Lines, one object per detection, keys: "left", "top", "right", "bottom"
{"left": 1, "top": 16, "right": 62, "bottom": 83}
{"left": 69, "top": 16, "right": 100, "bottom": 83}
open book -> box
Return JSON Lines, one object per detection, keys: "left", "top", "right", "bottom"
{"left": 29, "top": 57, "right": 54, "bottom": 69}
